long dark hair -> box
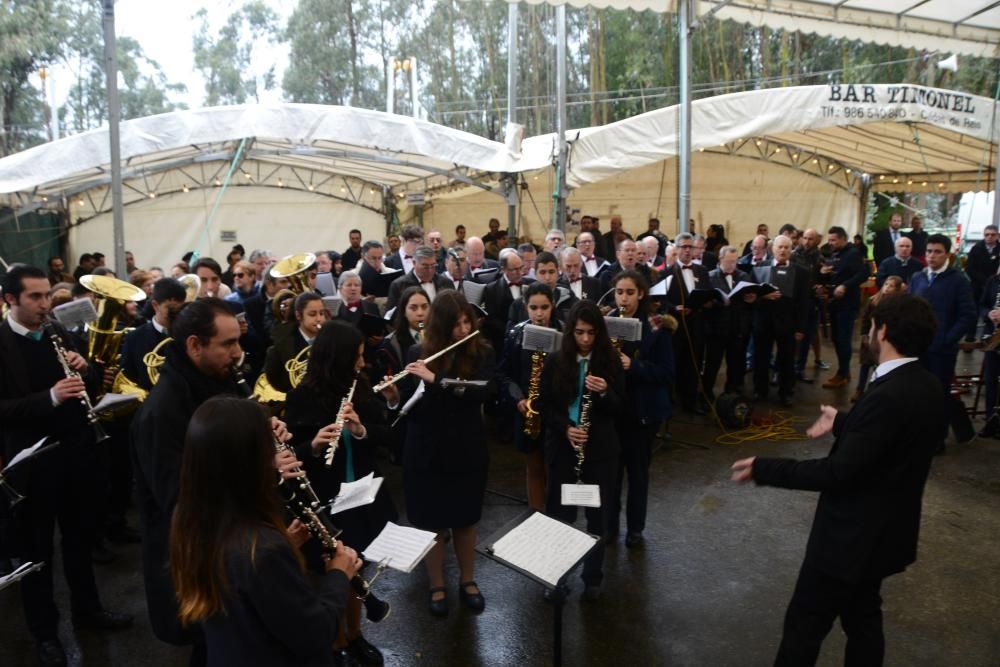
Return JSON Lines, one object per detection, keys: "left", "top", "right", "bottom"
{"left": 391, "top": 286, "right": 429, "bottom": 351}
{"left": 551, "top": 301, "right": 619, "bottom": 405}
{"left": 170, "top": 396, "right": 294, "bottom": 625}
{"left": 301, "top": 321, "right": 366, "bottom": 402}
{"left": 613, "top": 269, "right": 653, "bottom": 316}
{"left": 422, "top": 289, "right": 483, "bottom": 378}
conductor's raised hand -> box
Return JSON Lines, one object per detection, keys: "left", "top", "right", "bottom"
{"left": 806, "top": 404, "right": 838, "bottom": 439}
{"left": 584, "top": 374, "right": 607, "bottom": 393}
{"left": 730, "top": 457, "right": 755, "bottom": 483}
{"left": 327, "top": 544, "right": 363, "bottom": 578}
{"left": 52, "top": 377, "right": 86, "bottom": 404}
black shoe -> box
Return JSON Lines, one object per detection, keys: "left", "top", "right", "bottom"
{"left": 333, "top": 648, "right": 363, "bottom": 667}
{"left": 428, "top": 587, "right": 448, "bottom": 617}
{"left": 796, "top": 373, "right": 814, "bottom": 384}
{"left": 458, "top": 581, "right": 485, "bottom": 614}
{"left": 91, "top": 542, "right": 117, "bottom": 565}
{"left": 814, "top": 360, "right": 831, "bottom": 370}
{"left": 36, "top": 638, "right": 66, "bottom": 667}
{"left": 346, "top": 635, "right": 384, "bottom": 666}
{"left": 625, "top": 532, "right": 644, "bottom": 549}
{"left": 72, "top": 608, "right": 134, "bottom": 632}
{"left": 582, "top": 584, "right": 602, "bottom": 601}
{"left": 106, "top": 525, "right": 141, "bottom": 544}
{"left": 543, "top": 583, "right": 571, "bottom": 603}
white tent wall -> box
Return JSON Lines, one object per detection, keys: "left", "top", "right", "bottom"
{"left": 67, "top": 187, "right": 384, "bottom": 270}
{"left": 421, "top": 152, "right": 858, "bottom": 248}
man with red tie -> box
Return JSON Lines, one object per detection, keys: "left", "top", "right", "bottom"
{"left": 576, "top": 231, "right": 607, "bottom": 277}
{"left": 750, "top": 235, "right": 810, "bottom": 406}
{"left": 482, "top": 251, "right": 534, "bottom": 354}
{"left": 665, "top": 232, "right": 713, "bottom": 414}
{"left": 558, "top": 247, "right": 601, "bottom": 303}
{"left": 463, "top": 236, "right": 500, "bottom": 283}
{"left": 386, "top": 246, "right": 453, "bottom": 311}
{"left": 384, "top": 224, "right": 424, "bottom": 274}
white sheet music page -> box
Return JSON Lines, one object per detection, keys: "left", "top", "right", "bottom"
{"left": 362, "top": 522, "right": 437, "bottom": 573}
{"left": 560, "top": 483, "right": 601, "bottom": 508}
{"left": 488, "top": 512, "right": 598, "bottom": 587}
{"left": 7, "top": 437, "right": 49, "bottom": 469}
{"left": 329, "top": 473, "right": 383, "bottom": 515}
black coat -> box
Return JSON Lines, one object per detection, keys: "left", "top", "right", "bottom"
{"left": 872, "top": 228, "right": 902, "bottom": 266}
{"left": 482, "top": 277, "right": 534, "bottom": 353}
{"left": 875, "top": 256, "right": 922, "bottom": 288}
{"left": 904, "top": 229, "right": 929, "bottom": 258}
{"left": 130, "top": 348, "right": 241, "bottom": 644}
{"left": 242, "top": 291, "right": 272, "bottom": 347}
{"left": 335, "top": 300, "right": 381, "bottom": 328}
{"left": 204, "top": 527, "right": 349, "bottom": 667}
{"left": 965, "top": 240, "right": 1000, "bottom": 298}
{"left": 611, "top": 311, "right": 674, "bottom": 424}
{"left": 664, "top": 262, "right": 713, "bottom": 322}
{"left": 557, "top": 275, "right": 602, "bottom": 303}
{"left": 753, "top": 361, "right": 944, "bottom": 583}
{"left": 825, "top": 244, "right": 868, "bottom": 312}
{"left": 705, "top": 267, "right": 754, "bottom": 337}
{"left": 359, "top": 261, "right": 399, "bottom": 298}
{"left": 750, "top": 262, "right": 811, "bottom": 336}
{"left": 341, "top": 247, "right": 363, "bottom": 272}
{"left": 386, "top": 270, "right": 453, "bottom": 311}
{"left": 598, "top": 262, "right": 656, "bottom": 296}
{"left": 463, "top": 259, "right": 501, "bottom": 283}
{"left": 498, "top": 320, "right": 562, "bottom": 453}
{"left": 119, "top": 321, "right": 168, "bottom": 391}
{"left": 263, "top": 329, "right": 310, "bottom": 394}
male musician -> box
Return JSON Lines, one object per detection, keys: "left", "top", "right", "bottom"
{"left": 1, "top": 265, "right": 133, "bottom": 667}
{"left": 558, "top": 247, "right": 601, "bottom": 303}
{"left": 241, "top": 264, "right": 289, "bottom": 350}
{"left": 443, "top": 247, "right": 468, "bottom": 289}
{"left": 641, "top": 236, "right": 665, "bottom": 271}
{"left": 482, "top": 251, "right": 534, "bottom": 354}
{"left": 517, "top": 243, "right": 537, "bottom": 279}
{"left": 750, "top": 236, "right": 810, "bottom": 406}
{"left": 738, "top": 234, "right": 771, "bottom": 274}
{"left": 872, "top": 212, "right": 905, "bottom": 265}
{"left": 819, "top": 227, "right": 868, "bottom": 389}
{"left": 693, "top": 234, "right": 718, "bottom": 270}
{"left": 192, "top": 257, "right": 229, "bottom": 299}
{"left": 386, "top": 246, "right": 453, "bottom": 311}
{"left": 264, "top": 292, "right": 329, "bottom": 394}
{"left": 732, "top": 293, "right": 944, "bottom": 667}
{"left": 119, "top": 278, "right": 186, "bottom": 392}
{"left": 600, "top": 239, "right": 653, "bottom": 294}
{"left": 508, "top": 251, "right": 573, "bottom": 326}
{"left": 703, "top": 246, "right": 755, "bottom": 399}
{"left": 875, "top": 237, "right": 920, "bottom": 288}
{"left": 544, "top": 228, "right": 566, "bottom": 253}
{"left": 384, "top": 224, "right": 424, "bottom": 274}
{"left": 665, "top": 233, "right": 713, "bottom": 414}
{"left": 741, "top": 224, "right": 770, "bottom": 257}
{"left": 575, "top": 231, "right": 607, "bottom": 277}
{"left": 463, "top": 236, "right": 500, "bottom": 282}
{"left": 358, "top": 240, "right": 395, "bottom": 298}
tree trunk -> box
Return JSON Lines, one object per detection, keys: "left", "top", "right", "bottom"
{"left": 346, "top": 0, "right": 360, "bottom": 105}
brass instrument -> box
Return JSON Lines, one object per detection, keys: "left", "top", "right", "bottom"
{"left": 325, "top": 378, "right": 357, "bottom": 466}
{"left": 143, "top": 337, "right": 173, "bottom": 387}
{"left": 79, "top": 274, "right": 146, "bottom": 394}
{"left": 285, "top": 345, "right": 311, "bottom": 389}
{"left": 231, "top": 365, "right": 389, "bottom": 622}
{"left": 269, "top": 253, "right": 317, "bottom": 323}
{"left": 522, "top": 351, "right": 544, "bottom": 439}
{"left": 372, "top": 330, "right": 480, "bottom": 392}
{"left": 45, "top": 322, "right": 109, "bottom": 443}
{"left": 178, "top": 274, "right": 201, "bottom": 302}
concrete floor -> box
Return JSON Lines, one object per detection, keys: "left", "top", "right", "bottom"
{"left": 1, "top": 345, "right": 998, "bottom": 666}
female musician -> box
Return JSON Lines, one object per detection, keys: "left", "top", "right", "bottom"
{"left": 336, "top": 271, "right": 380, "bottom": 326}
{"left": 499, "top": 282, "right": 562, "bottom": 510}
{"left": 540, "top": 300, "right": 624, "bottom": 600}
{"left": 170, "top": 396, "right": 363, "bottom": 667}
{"left": 384, "top": 290, "right": 496, "bottom": 617}
{"left": 284, "top": 321, "right": 397, "bottom": 666}
{"left": 609, "top": 270, "right": 674, "bottom": 548}
{"left": 374, "top": 286, "right": 430, "bottom": 383}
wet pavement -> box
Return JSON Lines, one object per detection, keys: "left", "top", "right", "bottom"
{"left": 1, "top": 346, "right": 998, "bottom": 666}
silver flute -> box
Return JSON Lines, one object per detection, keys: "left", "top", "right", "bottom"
{"left": 325, "top": 378, "right": 357, "bottom": 466}
{"left": 44, "top": 322, "right": 109, "bottom": 443}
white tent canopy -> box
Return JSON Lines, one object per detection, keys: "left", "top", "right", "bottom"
{"left": 505, "top": 1, "right": 1000, "bottom": 57}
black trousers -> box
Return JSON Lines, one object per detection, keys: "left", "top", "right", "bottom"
{"left": 611, "top": 420, "right": 658, "bottom": 534}
{"left": 545, "top": 447, "right": 616, "bottom": 586}
{"left": 703, "top": 333, "right": 747, "bottom": 398}
{"left": 14, "top": 441, "right": 102, "bottom": 640}
{"left": 775, "top": 563, "right": 885, "bottom": 667}
{"left": 754, "top": 324, "right": 796, "bottom": 398}
{"left": 673, "top": 318, "right": 704, "bottom": 410}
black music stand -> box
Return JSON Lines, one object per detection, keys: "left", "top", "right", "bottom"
{"left": 477, "top": 510, "right": 600, "bottom": 667}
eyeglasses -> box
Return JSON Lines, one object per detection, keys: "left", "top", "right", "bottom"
{"left": 678, "top": 245, "right": 694, "bottom": 250}
{"left": 233, "top": 272, "right": 246, "bottom": 278}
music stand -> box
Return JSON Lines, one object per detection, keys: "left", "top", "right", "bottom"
{"left": 0, "top": 561, "right": 45, "bottom": 593}
{"left": 477, "top": 510, "right": 601, "bottom": 667}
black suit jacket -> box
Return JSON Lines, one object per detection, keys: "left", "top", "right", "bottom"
{"left": 664, "top": 263, "right": 713, "bottom": 316}
{"left": 750, "top": 262, "right": 811, "bottom": 335}
{"left": 386, "top": 270, "right": 454, "bottom": 311}
{"left": 706, "top": 267, "right": 753, "bottom": 337}
{"left": 965, "top": 240, "right": 1000, "bottom": 297}
{"left": 463, "top": 259, "right": 501, "bottom": 284}
{"left": 753, "top": 361, "right": 944, "bottom": 583}
{"left": 875, "top": 256, "right": 921, "bottom": 288}
{"left": 558, "top": 275, "right": 602, "bottom": 304}
{"left": 904, "top": 229, "right": 929, "bottom": 258}
{"left": 872, "top": 229, "right": 901, "bottom": 265}
{"left": 482, "top": 277, "right": 534, "bottom": 352}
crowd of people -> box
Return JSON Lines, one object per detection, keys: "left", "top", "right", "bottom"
{"left": 0, "top": 210, "right": 994, "bottom": 666}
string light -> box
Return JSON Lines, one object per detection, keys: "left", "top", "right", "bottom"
{"left": 308, "top": 184, "right": 315, "bottom": 192}
{"left": 182, "top": 184, "right": 189, "bottom": 193}
{"left": 214, "top": 178, "right": 222, "bottom": 186}
{"left": 148, "top": 192, "right": 156, "bottom": 199}
{"left": 277, "top": 179, "right": 284, "bottom": 188}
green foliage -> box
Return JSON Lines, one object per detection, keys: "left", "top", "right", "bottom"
{"left": 193, "top": 1, "right": 280, "bottom": 106}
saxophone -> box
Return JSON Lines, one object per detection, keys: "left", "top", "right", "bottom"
{"left": 522, "top": 351, "right": 545, "bottom": 439}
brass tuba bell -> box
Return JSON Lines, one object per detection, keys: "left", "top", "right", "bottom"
{"left": 79, "top": 274, "right": 147, "bottom": 372}
{"left": 177, "top": 274, "right": 201, "bottom": 302}
{"left": 269, "top": 253, "right": 317, "bottom": 322}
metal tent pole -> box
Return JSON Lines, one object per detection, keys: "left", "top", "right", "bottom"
{"left": 102, "top": 0, "right": 126, "bottom": 275}
{"left": 507, "top": 2, "right": 519, "bottom": 239}
{"left": 678, "top": 0, "right": 692, "bottom": 235}
{"left": 554, "top": 4, "right": 568, "bottom": 233}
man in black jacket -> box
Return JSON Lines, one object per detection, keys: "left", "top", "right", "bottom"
{"left": 1, "top": 265, "right": 133, "bottom": 666}
{"left": 819, "top": 227, "right": 868, "bottom": 389}
{"left": 665, "top": 233, "right": 713, "bottom": 413}
{"left": 963, "top": 225, "right": 1000, "bottom": 343}
{"left": 732, "top": 293, "right": 943, "bottom": 666}
{"left": 558, "top": 247, "right": 602, "bottom": 303}
{"left": 703, "top": 246, "right": 755, "bottom": 399}
{"left": 386, "top": 245, "right": 453, "bottom": 311}
{"left": 872, "top": 212, "right": 905, "bottom": 266}
{"left": 482, "top": 251, "right": 533, "bottom": 354}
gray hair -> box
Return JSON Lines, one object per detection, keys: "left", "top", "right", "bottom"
{"left": 413, "top": 245, "right": 436, "bottom": 261}
{"left": 718, "top": 245, "right": 739, "bottom": 259}
{"left": 545, "top": 229, "right": 565, "bottom": 241}
{"left": 560, "top": 246, "right": 581, "bottom": 264}
{"left": 675, "top": 232, "right": 693, "bottom": 244}
{"left": 338, "top": 270, "right": 361, "bottom": 288}
{"left": 249, "top": 249, "right": 270, "bottom": 262}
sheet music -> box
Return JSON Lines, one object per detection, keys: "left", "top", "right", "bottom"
{"left": 315, "top": 272, "right": 337, "bottom": 296}
{"left": 321, "top": 296, "right": 342, "bottom": 317}
{"left": 462, "top": 280, "right": 486, "bottom": 306}
{"left": 488, "top": 512, "right": 599, "bottom": 588}
{"left": 522, "top": 324, "right": 561, "bottom": 352}
{"left": 0, "top": 561, "right": 45, "bottom": 593}
{"left": 328, "top": 473, "right": 383, "bottom": 515}
{"left": 362, "top": 522, "right": 438, "bottom": 573}
{"left": 604, "top": 316, "right": 642, "bottom": 342}
{"left": 93, "top": 392, "right": 139, "bottom": 415}
{"left": 52, "top": 299, "right": 98, "bottom": 329}
{"left": 561, "top": 483, "right": 601, "bottom": 508}
{"left": 6, "top": 437, "right": 48, "bottom": 469}
{"left": 650, "top": 275, "right": 672, "bottom": 296}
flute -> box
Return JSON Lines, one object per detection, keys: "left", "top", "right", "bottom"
{"left": 325, "top": 377, "right": 357, "bottom": 466}
{"left": 372, "top": 330, "right": 479, "bottom": 393}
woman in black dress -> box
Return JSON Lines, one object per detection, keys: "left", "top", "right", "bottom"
{"left": 170, "top": 396, "right": 363, "bottom": 667}
{"left": 499, "top": 282, "right": 562, "bottom": 510}
{"left": 284, "top": 321, "right": 397, "bottom": 665}
{"left": 540, "top": 300, "right": 625, "bottom": 600}
{"left": 374, "top": 286, "right": 429, "bottom": 383}
{"left": 386, "top": 290, "right": 496, "bottom": 617}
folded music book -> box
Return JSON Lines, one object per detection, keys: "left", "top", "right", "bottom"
{"left": 315, "top": 272, "right": 337, "bottom": 297}
{"left": 328, "top": 473, "right": 384, "bottom": 515}
{"left": 462, "top": 280, "right": 487, "bottom": 306}
{"left": 471, "top": 267, "right": 500, "bottom": 283}
{"left": 681, "top": 288, "right": 726, "bottom": 310}
{"left": 484, "top": 512, "right": 599, "bottom": 588}
{"left": 92, "top": 392, "right": 139, "bottom": 415}
{"left": 362, "top": 522, "right": 438, "bottom": 573}
{"left": 728, "top": 281, "right": 778, "bottom": 300}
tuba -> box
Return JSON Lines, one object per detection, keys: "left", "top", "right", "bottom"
{"left": 79, "top": 274, "right": 147, "bottom": 398}
{"left": 177, "top": 274, "right": 201, "bottom": 302}
{"left": 269, "top": 253, "right": 317, "bottom": 323}
{"left": 285, "top": 345, "right": 311, "bottom": 389}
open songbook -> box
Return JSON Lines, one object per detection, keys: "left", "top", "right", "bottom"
{"left": 484, "top": 512, "right": 599, "bottom": 588}
{"left": 328, "top": 473, "right": 384, "bottom": 515}
{"left": 462, "top": 280, "right": 487, "bottom": 307}
{"left": 362, "top": 522, "right": 438, "bottom": 573}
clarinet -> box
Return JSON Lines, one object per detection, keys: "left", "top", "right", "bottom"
{"left": 44, "top": 322, "right": 109, "bottom": 443}
{"left": 231, "top": 366, "right": 390, "bottom": 622}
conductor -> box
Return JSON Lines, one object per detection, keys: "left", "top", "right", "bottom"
{"left": 731, "top": 293, "right": 944, "bottom": 666}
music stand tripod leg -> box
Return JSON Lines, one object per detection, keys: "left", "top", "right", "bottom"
{"left": 552, "top": 579, "right": 566, "bottom": 667}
